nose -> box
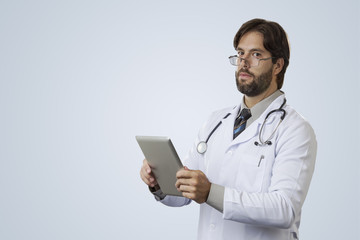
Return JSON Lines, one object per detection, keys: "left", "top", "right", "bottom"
{"left": 238, "top": 57, "right": 249, "bottom": 69}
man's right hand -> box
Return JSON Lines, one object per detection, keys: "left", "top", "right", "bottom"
{"left": 140, "top": 159, "right": 158, "bottom": 188}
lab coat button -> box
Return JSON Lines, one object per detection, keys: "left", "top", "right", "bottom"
{"left": 210, "top": 224, "right": 216, "bottom": 230}
{"left": 227, "top": 151, "right": 232, "bottom": 155}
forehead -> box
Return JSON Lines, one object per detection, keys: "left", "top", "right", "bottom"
{"left": 236, "top": 31, "right": 266, "bottom": 51}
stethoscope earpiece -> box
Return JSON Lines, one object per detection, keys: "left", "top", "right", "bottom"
{"left": 254, "top": 140, "right": 272, "bottom": 146}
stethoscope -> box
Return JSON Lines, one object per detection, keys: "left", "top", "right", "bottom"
{"left": 196, "top": 112, "right": 232, "bottom": 154}
{"left": 254, "top": 98, "right": 286, "bottom": 146}
{"left": 196, "top": 98, "right": 287, "bottom": 154}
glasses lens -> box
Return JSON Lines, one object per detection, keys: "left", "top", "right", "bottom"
{"left": 229, "top": 56, "right": 238, "bottom": 66}
{"left": 228, "top": 55, "right": 262, "bottom": 67}
{"left": 248, "top": 56, "right": 259, "bottom": 67}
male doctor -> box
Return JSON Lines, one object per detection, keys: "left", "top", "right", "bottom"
{"left": 140, "top": 18, "right": 317, "bottom": 240}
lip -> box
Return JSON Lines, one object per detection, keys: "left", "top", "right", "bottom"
{"left": 239, "top": 72, "right": 253, "bottom": 79}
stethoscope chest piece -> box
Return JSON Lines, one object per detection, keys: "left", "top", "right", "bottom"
{"left": 197, "top": 141, "right": 207, "bottom": 154}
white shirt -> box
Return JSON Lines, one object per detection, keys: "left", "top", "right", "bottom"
{"left": 156, "top": 93, "right": 317, "bottom": 240}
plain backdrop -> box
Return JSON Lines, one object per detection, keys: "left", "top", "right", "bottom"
{"left": 0, "top": 0, "right": 359, "bottom": 239}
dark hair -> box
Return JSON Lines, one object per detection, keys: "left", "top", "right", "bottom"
{"left": 233, "top": 18, "right": 290, "bottom": 89}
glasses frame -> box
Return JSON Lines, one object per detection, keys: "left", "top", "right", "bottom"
{"left": 228, "top": 55, "right": 275, "bottom": 67}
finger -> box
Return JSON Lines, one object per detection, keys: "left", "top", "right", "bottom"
{"left": 175, "top": 179, "right": 182, "bottom": 189}
{"left": 140, "top": 168, "right": 154, "bottom": 185}
{"left": 143, "top": 159, "right": 152, "bottom": 174}
{"left": 141, "top": 160, "right": 156, "bottom": 181}
{"left": 151, "top": 177, "right": 158, "bottom": 186}
{"left": 140, "top": 162, "right": 157, "bottom": 187}
{"left": 181, "top": 192, "right": 195, "bottom": 200}
{"left": 140, "top": 170, "right": 152, "bottom": 186}
{"left": 140, "top": 165, "right": 151, "bottom": 180}
{"left": 176, "top": 169, "right": 194, "bottom": 179}
{"left": 142, "top": 175, "right": 157, "bottom": 187}
{"left": 178, "top": 184, "right": 195, "bottom": 193}
{"left": 175, "top": 178, "right": 192, "bottom": 189}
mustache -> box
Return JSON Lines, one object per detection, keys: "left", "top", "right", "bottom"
{"left": 236, "top": 68, "right": 254, "bottom": 78}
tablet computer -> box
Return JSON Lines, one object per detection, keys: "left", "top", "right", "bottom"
{"left": 136, "top": 136, "right": 183, "bottom": 196}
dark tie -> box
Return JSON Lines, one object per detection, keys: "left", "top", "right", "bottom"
{"left": 233, "top": 108, "right": 252, "bottom": 139}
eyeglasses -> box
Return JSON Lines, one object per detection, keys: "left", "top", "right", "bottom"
{"left": 228, "top": 54, "right": 275, "bottom": 68}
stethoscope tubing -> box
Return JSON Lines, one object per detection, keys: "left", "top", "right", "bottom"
{"left": 205, "top": 113, "right": 231, "bottom": 143}
{"left": 197, "top": 98, "right": 287, "bottom": 153}
{"left": 255, "top": 98, "right": 286, "bottom": 146}
{"left": 197, "top": 113, "right": 231, "bottom": 154}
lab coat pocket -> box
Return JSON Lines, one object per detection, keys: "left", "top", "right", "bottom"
{"left": 235, "top": 153, "right": 266, "bottom": 193}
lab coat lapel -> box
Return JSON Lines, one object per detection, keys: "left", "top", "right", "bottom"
{"left": 222, "top": 104, "right": 241, "bottom": 145}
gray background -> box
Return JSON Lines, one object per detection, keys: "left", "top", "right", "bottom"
{"left": 1, "top": 0, "right": 359, "bottom": 239}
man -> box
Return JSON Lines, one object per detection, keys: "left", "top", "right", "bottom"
{"left": 140, "top": 18, "right": 317, "bottom": 240}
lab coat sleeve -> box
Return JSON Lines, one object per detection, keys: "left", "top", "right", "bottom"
{"left": 223, "top": 115, "right": 317, "bottom": 228}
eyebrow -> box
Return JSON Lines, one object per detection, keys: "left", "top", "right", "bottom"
{"left": 236, "top": 47, "right": 266, "bottom": 53}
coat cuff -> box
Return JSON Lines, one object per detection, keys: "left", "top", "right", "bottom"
{"left": 206, "top": 183, "right": 224, "bottom": 212}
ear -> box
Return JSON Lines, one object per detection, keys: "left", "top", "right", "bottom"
{"left": 273, "top": 58, "right": 284, "bottom": 76}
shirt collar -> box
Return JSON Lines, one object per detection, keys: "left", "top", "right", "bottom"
{"left": 240, "top": 90, "right": 284, "bottom": 127}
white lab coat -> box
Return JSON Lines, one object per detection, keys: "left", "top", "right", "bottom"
{"left": 159, "top": 95, "right": 317, "bottom": 240}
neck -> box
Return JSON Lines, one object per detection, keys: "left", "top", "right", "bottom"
{"left": 244, "top": 82, "right": 278, "bottom": 108}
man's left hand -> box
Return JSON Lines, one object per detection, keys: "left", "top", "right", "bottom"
{"left": 175, "top": 166, "right": 211, "bottom": 204}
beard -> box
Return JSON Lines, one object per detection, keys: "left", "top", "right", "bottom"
{"left": 235, "top": 67, "right": 272, "bottom": 97}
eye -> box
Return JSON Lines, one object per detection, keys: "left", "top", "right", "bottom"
{"left": 252, "top": 52, "right": 262, "bottom": 58}
{"left": 238, "top": 51, "right": 245, "bottom": 56}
